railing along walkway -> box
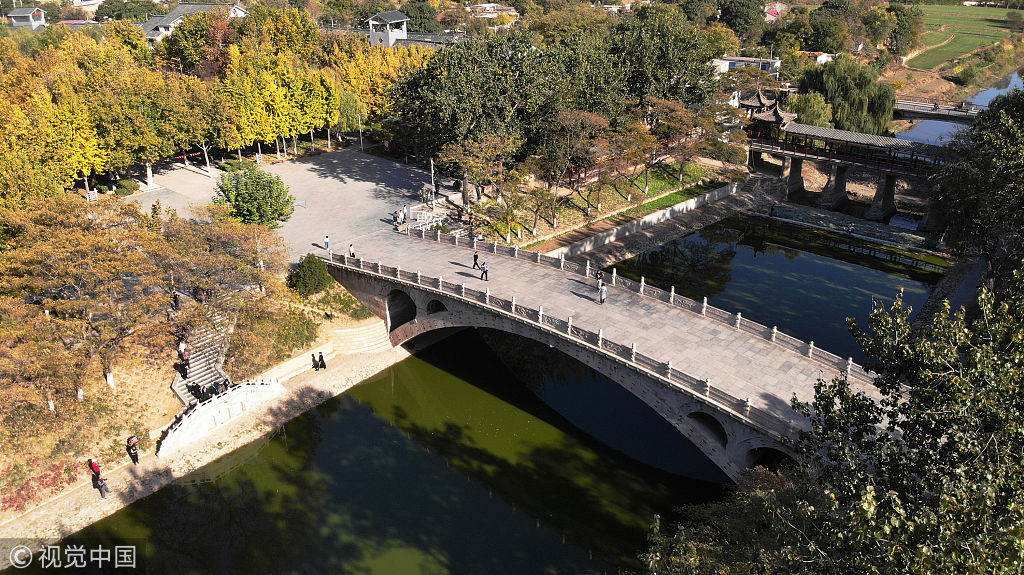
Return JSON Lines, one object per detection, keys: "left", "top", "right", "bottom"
{"left": 401, "top": 227, "right": 873, "bottom": 387}
{"left": 325, "top": 254, "right": 811, "bottom": 440}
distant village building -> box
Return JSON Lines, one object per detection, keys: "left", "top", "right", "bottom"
{"left": 70, "top": 0, "right": 102, "bottom": 8}
{"left": 710, "top": 55, "right": 782, "bottom": 77}
{"left": 7, "top": 7, "right": 47, "bottom": 30}
{"left": 57, "top": 19, "right": 100, "bottom": 30}
{"left": 358, "top": 10, "right": 463, "bottom": 48}
{"left": 368, "top": 10, "right": 409, "bottom": 47}
{"left": 139, "top": 3, "right": 248, "bottom": 44}
{"left": 764, "top": 1, "right": 787, "bottom": 22}
{"left": 796, "top": 51, "right": 836, "bottom": 65}
{"left": 468, "top": 3, "right": 518, "bottom": 28}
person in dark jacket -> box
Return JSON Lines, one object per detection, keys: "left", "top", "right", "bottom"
{"left": 318, "top": 352, "right": 327, "bottom": 371}
{"left": 126, "top": 437, "right": 140, "bottom": 465}
{"left": 312, "top": 353, "right": 320, "bottom": 371}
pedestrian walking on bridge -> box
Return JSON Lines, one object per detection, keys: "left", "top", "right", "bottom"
{"left": 472, "top": 251, "right": 480, "bottom": 270}
{"left": 480, "top": 262, "right": 489, "bottom": 281}
{"left": 599, "top": 284, "right": 608, "bottom": 305}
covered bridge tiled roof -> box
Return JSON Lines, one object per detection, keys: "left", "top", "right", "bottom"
{"left": 783, "top": 122, "right": 940, "bottom": 154}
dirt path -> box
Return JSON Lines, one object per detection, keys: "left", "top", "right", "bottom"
{"left": 0, "top": 323, "right": 410, "bottom": 568}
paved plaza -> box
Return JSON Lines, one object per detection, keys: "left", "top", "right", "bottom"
{"left": 266, "top": 148, "right": 452, "bottom": 259}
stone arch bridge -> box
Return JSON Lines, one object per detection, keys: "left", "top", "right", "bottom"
{"left": 323, "top": 232, "right": 877, "bottom": 480}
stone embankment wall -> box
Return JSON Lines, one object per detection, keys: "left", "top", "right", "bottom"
{"left": 546, "top": 182, "right": 739, "bottom": 259}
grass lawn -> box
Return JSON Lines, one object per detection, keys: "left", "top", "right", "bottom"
{"left": 908, "top": 5, "right": 1023, "bottom": 69}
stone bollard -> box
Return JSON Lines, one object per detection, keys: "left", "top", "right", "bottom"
{"left": 493, "top": 240, "right": 498, "bottom": 254}
{"left": 611, "top": 268, "right": 617, "bottom": 286}
{"left": 734, "top": 312, "right": 742, "bottom": 328}
{"left": 669, "top": 286, "right": 675, "bottom": 304}
{"left": 770, "top": 326, "right": 777, "bottom": 342}
{"left": 598, "top": 329, "right": 603, "bottom": 348}
{"left": 807, "top": 341, "right": 815, "bottom": 358}
{"left": 701, "top": 297, "right": 708, "bottom": 316}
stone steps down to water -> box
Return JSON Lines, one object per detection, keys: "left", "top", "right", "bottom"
{"left": 171, "top": 313, "right": 235, "bottom": 405}
{"left": 330, "top": 321, "right": 393, "bottom": 354}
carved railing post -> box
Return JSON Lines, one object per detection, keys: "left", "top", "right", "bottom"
{"left": 704, "top": 379, "right": 711, "bottom": 395}
{"left": 846, "top": 357, "right": 853, "bottom": 373}
{"left": 807, "top": 341, "right": 815, "bottom": 358}
{"left": 493, "top": 240, "right": 497, "bottom": 254}
{"left": 536, "top": 251, "right": 541, "bottom": 263}
{"left": 585, "top": 260, "right": 590, "bottom": 277}
{"left": 770, "top": 326, "right": 777, "bottom": 342}
{"left": 511, "top": 296, "right": 516, "bottom": 314}
{"left": 640, "top": 276, "right": 645, "bottom": 294}
{"left": 611, "top": 268, "right": 617, "bottom": 286}
{"left": 376, "top": 260, "right": 381, "bottom": 273}
{"left": 630, "top": 343, "right": 636, "bottom": 363}
{"left": 514, "top": 246, "right": 518, "bottom": 259}
{"left": 701, "top": 297, "right": 708, "bottom": 316}
{"left": 666, "top": 360, "right": 672, "bottom": 376}
{"left": 416, "top": 271, "right": 421, "bottom": 284}
{"left": 538, "top": 305, "right": 543, "bottom": 324}
{"left": 485, "top": 287, "right": 490, "bottom": 304}
{"left": 598, "top": 329, "right": 603, "bottom": 348}
{"left": 743, "top": 398, "right": 751, "bottom": 415}
{"left": 559, "top": 254, "right": 565, "bottom": 270}
{"left": 461, "top": 283, "right": 466, "bottom": 297}
{"left": 567, "top": 316, "right": 572, "bottom": 335}
{"left": 395, "top": 265, "right": 401, "bottom": 278}
{"left": 438, "top": 275, "right": 443, "bottom": 289}
{"left": 734, "top": 312, "right": 742, "bottom": 328}
{"left": 669, "top": 286, "right": 675, "bottom": 304}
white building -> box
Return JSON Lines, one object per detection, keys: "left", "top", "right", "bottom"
{"left": 7, "top": 7, "right": 47, "bottom": 30}
{"left": 368, "top": 10, "right": 409, "bottom": 47}
{"left": 710, "top": 55, "right": 782, "bottom": 77}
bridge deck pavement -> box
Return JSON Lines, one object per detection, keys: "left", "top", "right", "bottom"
{"left": 348, "top": 230, "right": 861, "bottom": 423}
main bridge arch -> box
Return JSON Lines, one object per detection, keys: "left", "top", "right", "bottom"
{"left": 329, "top": 264, "right": 796, "bottom": 481}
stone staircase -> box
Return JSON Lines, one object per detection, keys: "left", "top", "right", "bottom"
{"left": 330, "top": 320, "right": 393, "bottom": 355}
{"left": 740, "top": 173, "right": 764, "bottom": 194}
{"left": 171, "top": 312, "right": 234, "bottom": 405}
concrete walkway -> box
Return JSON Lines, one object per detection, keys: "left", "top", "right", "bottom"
{"left": 347, "top": 230, "right": 870, "bottom": 422}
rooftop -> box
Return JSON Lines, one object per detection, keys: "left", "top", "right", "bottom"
{"left": 8, "top": 7, "right": 44, "bottom": 15}
{"left": 368, "top": 10, "right": 409, "bottom": 24}
{"left": 784, "top": 122, "right": 940, "bottom": 154}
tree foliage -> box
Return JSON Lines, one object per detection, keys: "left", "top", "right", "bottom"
{"left": 800, "top": 55, "right": 894, "bottom": 135}
{"left": 287, "top": 253, "right": 334, "bottom": 296}
{"left": 213, "top": 166, "right": 295, "bottom": 228}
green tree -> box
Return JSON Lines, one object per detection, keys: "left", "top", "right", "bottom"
{"left": 719, "top": 0, "right": 764, "bottom": 44}
{"left": 648, "top": 281, "right": 1024, "bottom": 574}
{"left": 399, "top": 1, "right": 441, "bottom": 33}
{"left": 287, "top": 254, "right": 334, "bottom": 296}
{"left": 800, "top": 54, "right": 894, "bottom": 134}
{"left": 785, "top": 92, "right": 833, "bottom": 127}
{"left": 213, "top": 167, "right": 295, "bottom": 228}
{"left": 613, "top": 4, "right": 719, "bottom": 105}
{"left": 932, "top": 89, "right": 1024, "bottom": 255}
{"left": 886, "top": 3, "right": 923, "bottom": 57}
{"left": 94, "top": 0, "right": 166, "bottom": 21}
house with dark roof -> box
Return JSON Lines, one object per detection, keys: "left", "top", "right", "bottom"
{"left": 7, "top": 7, "right": 47, "bottom": 30}
{"left": 138, "top": 3, "right": 247, "bottom": 43}
{"left": 368, "top": 10, "right": 409, "bottom": 47}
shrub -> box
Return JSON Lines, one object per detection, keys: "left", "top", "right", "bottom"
{"left": 681, "top": 163, "right": 707, "bottom": 183}
{"left": 213, "top": 166, "right": 295, "bottom": 228}
{"left": 288, "top": 254, "right": 334, "bottom": 296}
{"left": 218, "top": 158, "right": 258, "bottom": 172}
{"left": 954, "top": 65, "right": 978, "bottom": 85}
{"left": 95, "top": 185, "right": 110, "bottom": 194}
{"left": 116, "top": 179, "right": 140, "bottom": 194}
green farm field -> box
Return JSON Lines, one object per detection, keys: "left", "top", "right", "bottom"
{"left": 908, "top": 4, "right": 1023, "bottom": 69}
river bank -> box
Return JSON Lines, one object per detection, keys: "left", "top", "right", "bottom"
{"left": 0, "top": 322, "right": 411, "bottom": 569}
